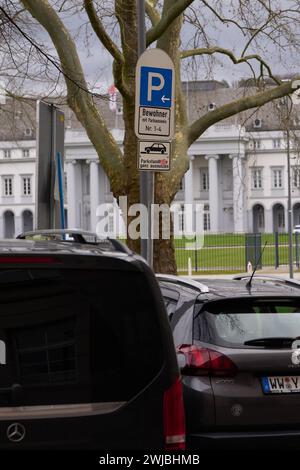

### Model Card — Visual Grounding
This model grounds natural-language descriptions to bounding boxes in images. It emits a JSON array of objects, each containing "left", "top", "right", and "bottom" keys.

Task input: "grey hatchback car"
[{"left": 158, "top": 274, "right": 300, "bottom": 449}]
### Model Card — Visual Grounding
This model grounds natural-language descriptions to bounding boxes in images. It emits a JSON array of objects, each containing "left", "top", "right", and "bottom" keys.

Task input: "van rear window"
[{"left": 0, "top": 269, "right": 163, "bottom": 406}]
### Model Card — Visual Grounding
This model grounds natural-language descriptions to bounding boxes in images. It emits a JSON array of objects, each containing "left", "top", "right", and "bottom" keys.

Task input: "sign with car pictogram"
[
  {"left": 135, "top": 49, "right": 175, "bottom": 141},
  {"left": 138, "top": 141, "right": 170, "bottom": 171}
]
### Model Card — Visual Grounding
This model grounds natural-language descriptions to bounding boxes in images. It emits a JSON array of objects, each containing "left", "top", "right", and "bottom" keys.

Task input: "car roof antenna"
[{"left": 246, "top": 241, "right": 268, "bottom": 291}]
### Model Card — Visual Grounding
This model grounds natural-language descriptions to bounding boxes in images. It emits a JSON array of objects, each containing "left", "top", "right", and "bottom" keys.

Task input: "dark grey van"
[{"left": 0, "top": 230, "right": 185, "bottom": 450}]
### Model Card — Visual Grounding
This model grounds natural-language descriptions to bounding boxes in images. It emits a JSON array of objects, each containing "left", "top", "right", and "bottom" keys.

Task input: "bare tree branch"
[
  {"left": 181, "top": 46, "right": 281, "bottom": 85},
  {"left": 20, "top": 0, "right": 125, "bottom": 192},
  {"left": 241, "top": 13, "right": 278, "bottom": 57},
  {"left": 83, "top": 0, "right": 130, "bottom": 98},
  {"left": 200, "top": 0, "right": 247, "bottom": 35},
  {"left": 146, "top": 0, "right": 194, "bottom": 46},
  {"left": 188, "top": 80, "right": 299, "bottom": 146},
  {"left": 83, "top": 0, "right": 123, "bottom": 64},
  {"left": 145, "top": 0, "right": 160, "bottom": 26}
]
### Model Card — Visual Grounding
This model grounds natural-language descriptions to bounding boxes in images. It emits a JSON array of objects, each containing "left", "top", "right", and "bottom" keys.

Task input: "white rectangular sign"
[
  {"left": 138, "top": 141, "right": 170, "bottom": 171},
  {"left": 138, "top": 107, "right": 170, "bottom": 137},
  {"left": 135, "top": 49, "right": 175, "bottom": 141}
]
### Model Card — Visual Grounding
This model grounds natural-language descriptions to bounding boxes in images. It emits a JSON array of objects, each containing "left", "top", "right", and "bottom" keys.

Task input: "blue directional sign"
[
  {"left": 140, "top": 66, "right": 173, "bottom": 108},
  {"left": 135, "top": 49, "right": 175, "bottom": 141}
]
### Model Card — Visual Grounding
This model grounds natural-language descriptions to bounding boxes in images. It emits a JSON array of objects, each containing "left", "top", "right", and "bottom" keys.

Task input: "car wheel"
[
  {"left": 146, "top": 149, "right": 150, "bottom": 153},
  {"left": 161, "top": 149, "right": 165, "bottom": 154}
]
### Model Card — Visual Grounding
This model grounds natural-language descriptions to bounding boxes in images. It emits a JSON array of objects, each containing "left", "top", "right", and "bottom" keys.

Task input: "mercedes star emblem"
[{"left": 6, "top": 423, "right": 26, "bottom": 443}]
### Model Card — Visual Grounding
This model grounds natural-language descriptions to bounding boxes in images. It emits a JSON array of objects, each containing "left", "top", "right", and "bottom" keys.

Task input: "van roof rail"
[{"left": 16, "top": 229, "right": 130, "bottom": 254}]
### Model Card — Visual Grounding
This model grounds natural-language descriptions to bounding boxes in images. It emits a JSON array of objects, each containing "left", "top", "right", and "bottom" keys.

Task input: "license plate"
[{"left": 262, "top": 376, "right": 300, "bottom": 394}]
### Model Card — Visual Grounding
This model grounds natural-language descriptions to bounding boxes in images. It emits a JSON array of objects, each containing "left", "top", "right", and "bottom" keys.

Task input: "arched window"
[{"left": 4, "top": 211, "right": 15, "bottom": 238}]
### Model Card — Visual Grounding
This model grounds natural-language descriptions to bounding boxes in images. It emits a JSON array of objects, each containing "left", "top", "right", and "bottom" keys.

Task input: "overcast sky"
[
  {"left": 3, "top": 0, "right": 299, "bottom": 94},
  {"left": 72, "top": 0, "right": 300, "bottom": 92}
]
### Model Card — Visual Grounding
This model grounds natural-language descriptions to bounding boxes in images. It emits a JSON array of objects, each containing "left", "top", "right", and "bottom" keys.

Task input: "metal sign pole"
[
  {"left": 50, "top": 104, "right": 56, "bottom": 229},
  {"left": 56, "top": 151, "right": 66, "bottom": 230},
  {"left": 137, "top": 0, "right": 153, "bottom": 266}
]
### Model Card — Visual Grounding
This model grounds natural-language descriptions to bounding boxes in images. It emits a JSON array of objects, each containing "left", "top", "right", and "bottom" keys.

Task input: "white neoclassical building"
[{"left": 0, "top": 80, "right": 299, "bottom": 237}]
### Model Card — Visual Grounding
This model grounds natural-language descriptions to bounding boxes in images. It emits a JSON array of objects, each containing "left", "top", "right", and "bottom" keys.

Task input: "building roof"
[{"left": 0, "top": 82, "right": 299, "bottom": 142}]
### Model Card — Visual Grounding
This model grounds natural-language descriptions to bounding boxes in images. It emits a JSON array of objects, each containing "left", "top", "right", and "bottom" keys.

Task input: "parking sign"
[
  {"left": 140, "top": 67, "right": 172, "bottom": 108},
  {"left": 138, "top": 141, "right": 171, "bottom": 171},
  {"left": 135, "top": 49, "right": 175, "bottom": 141}
]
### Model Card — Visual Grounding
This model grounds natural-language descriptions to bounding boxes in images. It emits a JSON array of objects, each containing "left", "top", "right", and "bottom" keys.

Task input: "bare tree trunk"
[
  {"left": 153, "top": 230, "right": 177, "bottom": 274},
  {"left": 153, "top": 173, "right": 178, "bottom": 274}
]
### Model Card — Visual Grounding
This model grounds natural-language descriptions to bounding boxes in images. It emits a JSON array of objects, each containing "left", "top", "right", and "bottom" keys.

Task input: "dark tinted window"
[
  {"left": 0, "top": 269, "right": 163, "bottom": 406},
  {"left": 15, "top": 317, "right": 77, "bottom": 386}
]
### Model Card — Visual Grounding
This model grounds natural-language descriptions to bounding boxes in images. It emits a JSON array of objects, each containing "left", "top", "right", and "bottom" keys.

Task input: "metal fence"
[{"left": 175, "top": 233, "right": 300, "bottom": 274}]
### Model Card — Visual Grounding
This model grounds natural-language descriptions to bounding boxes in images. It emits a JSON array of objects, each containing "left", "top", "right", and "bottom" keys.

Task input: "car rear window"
[
  {"left": 194, "top": 298, "right": 300, "bottom": 348},
  {"left": 0, "top": 269, "right": 163, "bottom": 406}
]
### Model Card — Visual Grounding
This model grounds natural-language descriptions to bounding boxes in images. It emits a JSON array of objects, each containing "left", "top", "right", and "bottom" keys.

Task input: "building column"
[
  {"left": 205, "top": 155, "right": 219, "bottom": 232},
  {"left": 66, "top": 160, "right": 78, "bottom": 228},
  {"left": 230, "top": 153, "right": 245, "bottom": 232},
  {"left": 90, "top": 160, "right": 100, "bottom": 232},
  {"left": 184, "top": 156, "right": 194, "bottom": 234}
]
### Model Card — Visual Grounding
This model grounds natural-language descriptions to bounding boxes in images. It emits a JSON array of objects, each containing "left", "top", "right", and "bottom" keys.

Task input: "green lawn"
[
  {"left": 176, "top": 246, "right": 245, "bottom": 271},
  {"left": 121, "top": 233, "right": 300, "bottom": 273},
  {"left": 175, "top": 237, "right": 300, "bottom": 273},
  {"left": 174, "top": 233, "right": 246, "bottom": 247}
]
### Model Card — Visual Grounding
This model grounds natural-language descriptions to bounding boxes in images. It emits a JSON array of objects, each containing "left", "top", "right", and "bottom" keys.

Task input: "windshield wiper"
[{"left": 244, "top": 337, "right": 295, "bottom": 348}]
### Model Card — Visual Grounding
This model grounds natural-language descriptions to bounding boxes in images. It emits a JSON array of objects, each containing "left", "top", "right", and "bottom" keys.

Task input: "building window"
[
  {"left": 204, "top": 213, "right": 210, "bottom": 231},
  {"left": 272, "top": 169, "right": 283, "bottom": 188},
  {"left": 4, "top": 149, "right": 11, "bottom": 159},
  {"left": 273, "top": 139, "right": 281, "bottom": 149},
  {"left": 252, "top": 169, "right": 262, "bottom": 189},
  {"left": 178, "top": 205, "right": 184, "bottom": 232},
  {"left": 179, "top": 178, "right": 184, "bottom": 191},
  {"left": 293, "top": 167, "right": 300, "bottom": 188},
  {"left": 258, "top": 209, "right": 264, "bottom": 229},
  {"left": 203, "top": 213, "right": 210, "bottom": 231},
  {"left": 253, "top": 140, "right": 261, "bottom": 150},
  {"left": 203, "top": 204, "right": 210, "bottom": 231},
  {"left": 23, "top": 149, "right": 30, "bottom": 158},
  {"left": 3, "top": 177, "right": 13, "bottom": 196},
  {"left": 200, "top": 169, "right": 209, "bottom": 191},
  {"left": 278, "top": 209, "right": 285, "bottom": 228},
  {"left": 22, "top": 176, "right": 32, "bottom": 196}
]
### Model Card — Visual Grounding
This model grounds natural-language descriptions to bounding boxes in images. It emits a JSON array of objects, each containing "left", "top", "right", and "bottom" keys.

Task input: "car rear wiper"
[{"left": 244, "top": 337, "right": 295, "bottom": 348}]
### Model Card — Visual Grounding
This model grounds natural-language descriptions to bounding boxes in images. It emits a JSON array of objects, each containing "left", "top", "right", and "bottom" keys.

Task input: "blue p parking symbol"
[{"left": 140, "top": 66, "right": 172, "bottom": 108}]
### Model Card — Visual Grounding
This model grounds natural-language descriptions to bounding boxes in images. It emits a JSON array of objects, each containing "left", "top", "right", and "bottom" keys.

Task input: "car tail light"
[
  {"left": 178, "top": 344, "right": 237, "bottom": 377},
  {"left": 163, "top": 377, "right": 185, "bottom": 451},
  {"left": 0, "top": 256, "right": 60, "bottom": 264}
]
